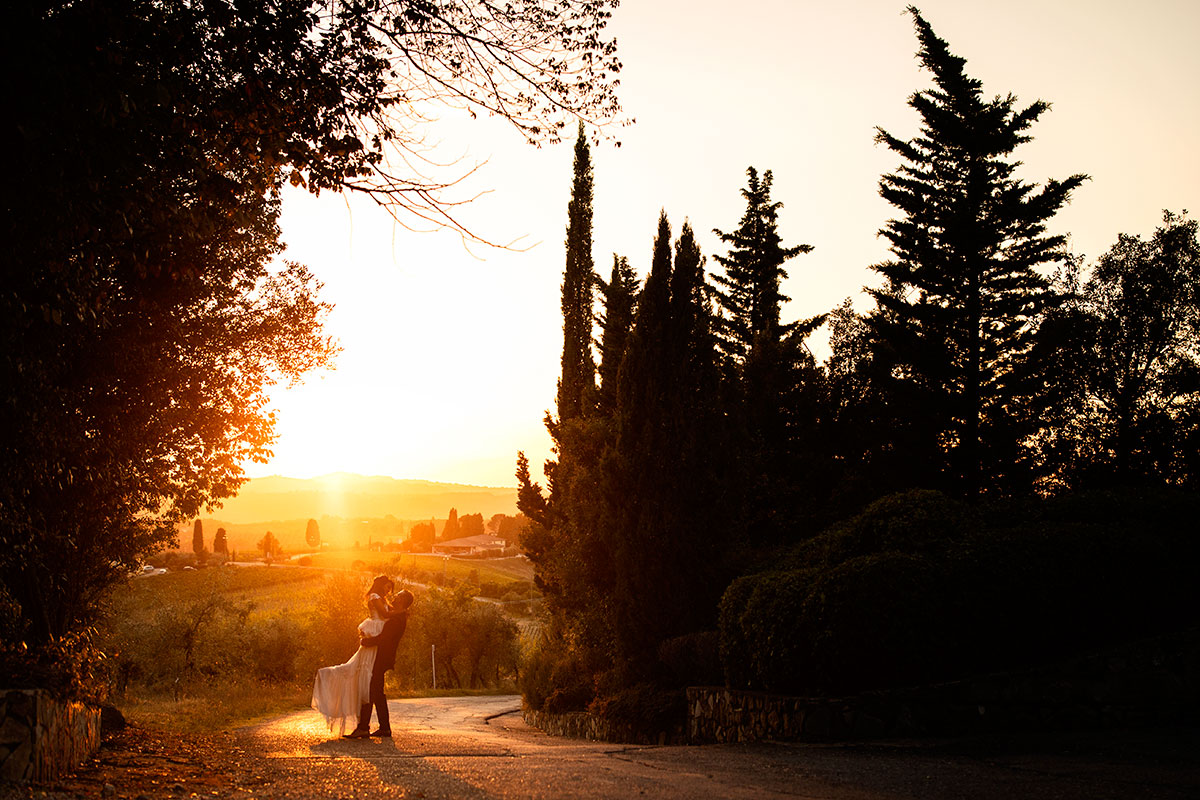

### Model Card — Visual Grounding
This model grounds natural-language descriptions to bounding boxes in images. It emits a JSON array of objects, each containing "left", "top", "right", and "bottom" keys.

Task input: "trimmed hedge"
[{"left": 720, "top": 488, "right": 1200, "bottom": 696}]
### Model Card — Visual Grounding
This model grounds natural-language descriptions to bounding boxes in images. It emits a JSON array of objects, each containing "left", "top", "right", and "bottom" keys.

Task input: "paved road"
[{"left": 244, "top": 696, "right": 1200, "bottom": 799}]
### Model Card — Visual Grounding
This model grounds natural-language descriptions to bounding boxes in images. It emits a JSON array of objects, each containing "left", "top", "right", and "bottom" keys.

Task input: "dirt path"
[{"left": 9, "top": 696, "right": 1200, "bottom": 799}]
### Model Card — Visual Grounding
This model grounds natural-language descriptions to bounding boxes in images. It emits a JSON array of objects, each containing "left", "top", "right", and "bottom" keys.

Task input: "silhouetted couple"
[{"left": 311, "top": 575, "right": 413, "bottom": 738}]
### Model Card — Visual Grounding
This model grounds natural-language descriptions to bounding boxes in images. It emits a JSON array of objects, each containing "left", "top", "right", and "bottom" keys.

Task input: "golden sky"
[{"left": 249, "top": 0, "right": 1200, "bottom": 488}]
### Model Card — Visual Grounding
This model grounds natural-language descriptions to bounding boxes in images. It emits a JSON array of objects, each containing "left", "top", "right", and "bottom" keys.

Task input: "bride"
[{"left": 311, "top": 575, "right": 400, "bottom": 735}]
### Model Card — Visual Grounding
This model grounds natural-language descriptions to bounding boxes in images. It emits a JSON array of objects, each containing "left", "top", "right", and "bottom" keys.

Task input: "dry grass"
[
  {"left": 118, "top": 681, "right": 313, "bottom": 733},
  {"left": 304, "top": 550, "right": 534, "bottom": 588}
]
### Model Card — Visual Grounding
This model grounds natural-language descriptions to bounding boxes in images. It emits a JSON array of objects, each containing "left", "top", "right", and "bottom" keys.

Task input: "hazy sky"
[{"left": 249, "top": 0, "right": 1200, "bottom": 488}]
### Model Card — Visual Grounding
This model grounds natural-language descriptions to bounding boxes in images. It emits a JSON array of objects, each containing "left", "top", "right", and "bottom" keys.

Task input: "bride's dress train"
[{"left": 311, "top": 594, "right": 386, "bottom": 734}]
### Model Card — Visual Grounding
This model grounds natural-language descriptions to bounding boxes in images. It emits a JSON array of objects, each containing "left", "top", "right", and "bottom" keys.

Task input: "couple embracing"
[{"left": 311, "top": 575, "right": 414, "bottom": 739}]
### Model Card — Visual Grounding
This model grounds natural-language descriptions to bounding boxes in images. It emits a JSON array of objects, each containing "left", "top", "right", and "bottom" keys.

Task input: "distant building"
[{"left": 432, "top": 534, "right": 507, "bottom": 557}]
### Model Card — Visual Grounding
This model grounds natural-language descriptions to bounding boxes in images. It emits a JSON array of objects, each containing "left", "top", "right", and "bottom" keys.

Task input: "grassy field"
[
  {"left": 299, "top": 550, "right": 534, "bottom": 590},
  {"left": 123, "top": 565, "right": 328, "bottom": 616}
]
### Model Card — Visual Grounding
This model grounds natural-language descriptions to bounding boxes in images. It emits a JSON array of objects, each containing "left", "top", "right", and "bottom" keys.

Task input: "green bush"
[
  {"left": 720, "top": 488, "right": 1200, "bottom": 696},
  {"left": 717, "top": 574, "right": 759, "bottom": 690},
  {"left": 519, "top": 641, "right": 556, "bottom": 711},
  {"left": 588, "top": 682, "right": 685, "bottom": 734},
  {"left": 519, "top": 637, "right": 593, "bottom": 713},
  {"left": 791, "top": 489, "right": 978, "bottom": 569},
  {"left": 739, "top": 569, "right": 817, "bottom": 693},
  {"left": 244, "top": 614, "right": 305, "bottom": 681},
  {"left": 657, "top": 630, "right": 722, "bottom": 687}
]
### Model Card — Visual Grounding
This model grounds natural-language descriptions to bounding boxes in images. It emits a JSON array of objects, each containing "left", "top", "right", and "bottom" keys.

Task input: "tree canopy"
[
  {"left": 1048, "top": 211, "right": 1200, "bottom": 487},
  {"left": 868, "top": 6, "right": 1087, "bottom": 496},
  {"left": 1, "top": 0, "right": 624, "bottom": 685}
]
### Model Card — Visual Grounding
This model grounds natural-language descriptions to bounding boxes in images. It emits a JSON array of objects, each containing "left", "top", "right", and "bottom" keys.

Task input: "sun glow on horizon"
[{"left": 249, "top": 0, "right": 1198, "bottom": 488}]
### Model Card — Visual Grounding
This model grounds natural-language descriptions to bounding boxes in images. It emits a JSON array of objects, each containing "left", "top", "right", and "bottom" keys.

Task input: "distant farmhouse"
[{"left": 432, "top": 534, "right": 507, "bottom": 557}]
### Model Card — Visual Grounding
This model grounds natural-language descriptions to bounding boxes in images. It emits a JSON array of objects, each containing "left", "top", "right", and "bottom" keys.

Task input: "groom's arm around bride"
[{"left": 346, "top": 587, "right": 414, "bottom": 739}]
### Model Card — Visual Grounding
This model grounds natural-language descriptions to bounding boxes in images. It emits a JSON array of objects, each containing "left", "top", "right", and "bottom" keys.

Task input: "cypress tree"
[
  {"left": 607, "top": 213, "right": 675, "bottom": 670},
  {"left": 557, "top": 122, "right": 597, "bottom": 422},
  {"left": 869, "top": 7, "right": 1087, "bottom": 497},
  {"left": 518, "top": 126, "right": 612, "bottom": 686},
  {"left": 596, "top": 254, "right": 638, "bottom": 414},
  {"left": 607, "top": 214, "right": 730, "bottom": 675},
  {"left": 192, "top": 518, "right": 204, "bottom": 557}
]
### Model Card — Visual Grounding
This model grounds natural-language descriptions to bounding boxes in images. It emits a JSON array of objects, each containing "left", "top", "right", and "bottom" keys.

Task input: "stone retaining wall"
[
  {"left": 0, "top": 690, "right": 100, "bottom": 782},
  {"left": 689, "top": 628, "right": 1200, "bottom": 743}
]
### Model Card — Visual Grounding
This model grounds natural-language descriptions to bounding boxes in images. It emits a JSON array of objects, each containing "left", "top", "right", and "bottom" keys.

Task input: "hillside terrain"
[
  {"left": 214, "top": 473, "right": 516, "bottom": 522},
  {"left": 176, "top": 473, "right": 518, "bottom": 553}
]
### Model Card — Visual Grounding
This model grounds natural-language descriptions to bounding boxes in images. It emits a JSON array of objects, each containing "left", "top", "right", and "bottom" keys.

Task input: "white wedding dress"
[{"left": 311, "top": 593, "right": 387, "bottom": 734}]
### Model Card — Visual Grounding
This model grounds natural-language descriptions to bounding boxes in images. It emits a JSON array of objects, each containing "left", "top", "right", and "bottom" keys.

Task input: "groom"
[{"left": 346, "top": 581, "right": 414, "bottom": 739}]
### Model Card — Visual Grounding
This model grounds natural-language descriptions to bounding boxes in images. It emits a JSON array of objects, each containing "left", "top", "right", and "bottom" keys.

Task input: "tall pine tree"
[
  {"left": 869, "top": 7, "right": 1086, "bottom": 497},
  {"left": 518, "top": 123, "right": 611, "bottom": 682},
  {"left": 557, "top": 122, "right": 597, "bottom": 423},
  {"left": 711, "top": 168, "right": 819, "bottom": 546},
  {"left": 711, "top": 168, "right": 812, "bottom": 363}
]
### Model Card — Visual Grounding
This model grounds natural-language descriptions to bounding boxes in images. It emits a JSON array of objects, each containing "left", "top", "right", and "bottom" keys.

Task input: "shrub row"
[{"left": 719, "top": 488, "right": 1200, "bottom": 696}]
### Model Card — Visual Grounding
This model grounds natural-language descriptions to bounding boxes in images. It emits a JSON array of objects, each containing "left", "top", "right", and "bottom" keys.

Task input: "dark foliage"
[
  {"left": 519, "top": 5, "right": 1198, "bottom": 724},
  {"left": 720, "top": 489, "right": 1200, "bottom": 696},
  {"left": 1041, "top": 212, "right": 1200, "bottom": 489},
  {"left": 558, "top": 123, "right": 598, "bottom": 422},
  {"left": 868, "top": 7, "right": 1087, "bottom": 497}
]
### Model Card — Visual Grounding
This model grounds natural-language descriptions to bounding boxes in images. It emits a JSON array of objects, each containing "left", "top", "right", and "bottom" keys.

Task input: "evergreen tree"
[
  {"left": 517, "top": 130, "right": 609, "bottom": 674},
  {"left": 443, "top": 508, "right": 460, "bottom": 541},
  {"left": 711, "top": 168, "right": 812, "bottom": 363},
  {"left": 596, "top": 255, "right": 639, "bottom": 413},
  {"left": 868, "top": 7, "right": 1087, "bottom": 497},
  {"left": 711, "top": 168, "right": 819, "bottom": 546},
  {"left": 606, "top": 214, "right": 730, "bottom": 675},
  {"left": 213, "top": 527, "right": 228, "bottom": 557},
  {"left": 305, "top": 518, "right": 321, "bottom": 549},
  {"left": 607, "top": 212, "right": 676, "bottom": 671},
  {"left": 557, "top": 122, "right": 597, "bottom": 422},
  {"left": 192, "top": 519, "right": 205, "bottom": 558}
]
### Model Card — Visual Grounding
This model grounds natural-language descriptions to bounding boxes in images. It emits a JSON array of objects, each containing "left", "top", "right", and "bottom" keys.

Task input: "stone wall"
[
  {"left": 689, "top": 628, "right": 1200, "bottom": 743},
  {"left": 0, "top": 690, "right": 100, "bottom": 782},
  {"left": 523, "top": 630, "right": 1200, "bottom": 746}
]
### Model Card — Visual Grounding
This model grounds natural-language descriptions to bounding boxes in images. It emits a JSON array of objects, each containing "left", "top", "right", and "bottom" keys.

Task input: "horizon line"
[{"left": 242, "top": 471, "right": 518, "bottom": 491}]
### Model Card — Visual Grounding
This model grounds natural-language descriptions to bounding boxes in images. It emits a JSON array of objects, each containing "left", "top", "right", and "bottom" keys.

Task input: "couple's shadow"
[
  {"left": 309, "top": 733, "right": 491, "bottom": 798},
  {"left": 311, "top": 735, "right": 398, "bottom": 756}
]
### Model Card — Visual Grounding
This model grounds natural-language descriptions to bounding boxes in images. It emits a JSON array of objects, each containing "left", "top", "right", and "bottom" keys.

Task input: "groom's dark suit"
[{"left": 358, "top": 610, "right": 408, "bottom": 733}]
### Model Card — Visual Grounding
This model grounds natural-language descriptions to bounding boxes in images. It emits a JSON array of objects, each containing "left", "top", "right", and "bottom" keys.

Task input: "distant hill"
[{"left": 207, "top": 473, "right": 517, "bottom": 524}]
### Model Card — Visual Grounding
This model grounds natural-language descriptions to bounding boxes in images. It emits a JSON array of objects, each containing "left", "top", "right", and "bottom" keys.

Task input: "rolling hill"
[
  {"left": 208, "top": 473, "right": 517, "bottom": 524},
  {"left": 177, "top": 473, "right": 519, "bottom": 554}
]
